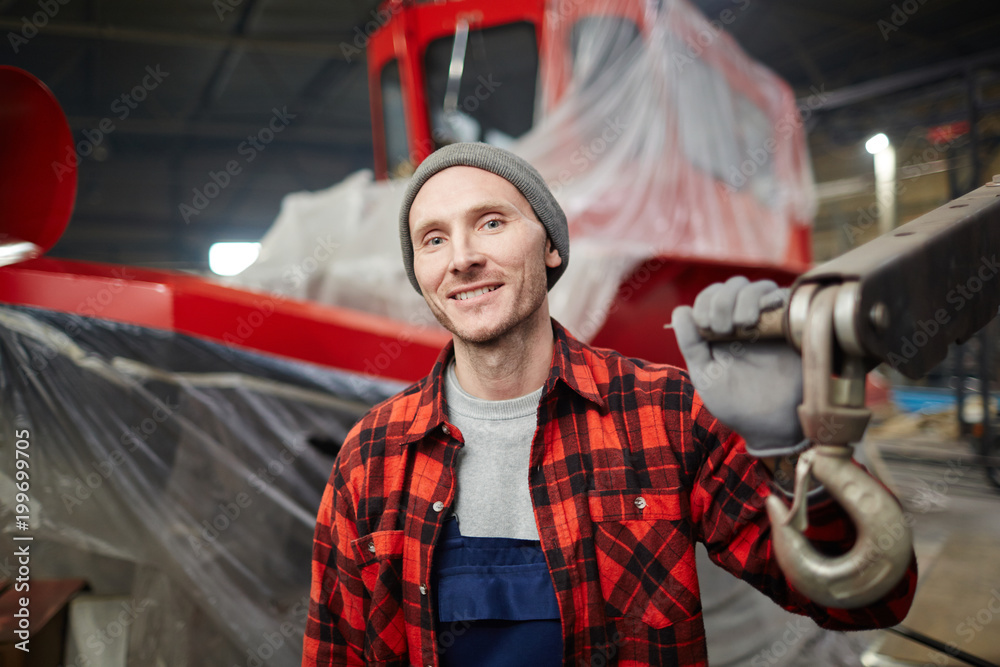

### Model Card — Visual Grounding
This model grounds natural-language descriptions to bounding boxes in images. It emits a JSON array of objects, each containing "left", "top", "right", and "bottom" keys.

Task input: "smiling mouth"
[{"left": 451, "top": 285, "right": 500, "bottom": 301}]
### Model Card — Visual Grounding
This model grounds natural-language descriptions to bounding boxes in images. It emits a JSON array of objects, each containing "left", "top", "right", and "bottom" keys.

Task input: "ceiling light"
[
  {"left": 865, "top": 133, "right": 890, "bottom": 155},
  {"left": 209, "top": 242, "right": 260, "bottom": 276}
]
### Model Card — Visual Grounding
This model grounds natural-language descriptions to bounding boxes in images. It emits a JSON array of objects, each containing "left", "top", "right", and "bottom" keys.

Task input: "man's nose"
[{"left": 449, "top": 232, "right": 486, "bottom": 273}]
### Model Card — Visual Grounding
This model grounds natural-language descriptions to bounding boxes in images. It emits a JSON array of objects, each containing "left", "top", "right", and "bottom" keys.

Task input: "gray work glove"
[{"left": 671, "top": 276, "right": 808, "bottom": 458}]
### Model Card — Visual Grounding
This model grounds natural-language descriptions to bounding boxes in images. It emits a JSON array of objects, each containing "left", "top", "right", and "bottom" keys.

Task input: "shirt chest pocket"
[
  {"left": 588, "top": 490, "right": 700, "bottom": 629},
  {"left": 351, "top": 529, "right": 407, "bottom": 663}
]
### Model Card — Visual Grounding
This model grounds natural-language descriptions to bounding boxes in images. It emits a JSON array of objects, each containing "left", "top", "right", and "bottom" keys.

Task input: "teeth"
[{"left": 454, "top": 286, "right": 498, "bottom": 301}]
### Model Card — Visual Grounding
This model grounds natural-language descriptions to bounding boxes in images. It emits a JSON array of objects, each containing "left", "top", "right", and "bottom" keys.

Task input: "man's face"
[{"left": 409, "top": 166, "right": 562, "bottom": 344}]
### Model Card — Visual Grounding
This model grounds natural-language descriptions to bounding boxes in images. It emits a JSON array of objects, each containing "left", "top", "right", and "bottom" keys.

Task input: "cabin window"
[
  {"left": 381, "top": 60, "right": 411, "bottom": 177},
  {"left": 424, "top": 22, "right": 539, "bottom": 148}
]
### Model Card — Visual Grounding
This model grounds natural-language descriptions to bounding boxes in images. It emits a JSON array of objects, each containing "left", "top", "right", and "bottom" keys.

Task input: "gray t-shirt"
[{"left": 444, "top": 361, "right": 542, "bottom": 540}]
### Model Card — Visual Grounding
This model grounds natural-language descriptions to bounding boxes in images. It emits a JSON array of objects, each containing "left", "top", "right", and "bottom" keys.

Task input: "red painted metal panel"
[
  {"left": 590, "top": 258, "right": 800, "bottom": 367},
  {"left": 0, "top": 257, "right": 449, "bottom": 383},
  {"left": 0, "top": 259, "right": 174, "bottom": 328}
]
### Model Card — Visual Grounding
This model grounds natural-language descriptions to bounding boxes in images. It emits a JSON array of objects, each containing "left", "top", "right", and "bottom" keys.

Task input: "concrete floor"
[{"left": 859, "top": 433, "right": 1000, "bottom": 666}]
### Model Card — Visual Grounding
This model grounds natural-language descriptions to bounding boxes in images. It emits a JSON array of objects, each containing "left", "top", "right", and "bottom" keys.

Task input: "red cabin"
[{"left": 364, "top": 0, "right": 811, "bottom": 366}]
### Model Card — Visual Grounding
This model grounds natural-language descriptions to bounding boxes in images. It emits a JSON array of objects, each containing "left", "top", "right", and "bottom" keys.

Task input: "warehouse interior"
[{"left": 2, "top": 0, "right": 1000, "bottom": 665}]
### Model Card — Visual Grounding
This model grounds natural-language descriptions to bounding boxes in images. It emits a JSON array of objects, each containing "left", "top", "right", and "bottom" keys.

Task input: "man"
[{"left": 302, "top": 143, "right": 916, "bottom": 666}]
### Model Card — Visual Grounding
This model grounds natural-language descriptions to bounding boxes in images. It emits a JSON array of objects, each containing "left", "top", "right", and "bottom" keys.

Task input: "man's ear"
[{"left": 544, "top": 238, "right": 562, "bottom": 269}]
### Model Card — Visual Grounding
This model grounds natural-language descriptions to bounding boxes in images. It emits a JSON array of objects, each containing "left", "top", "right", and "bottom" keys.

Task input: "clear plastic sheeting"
[
  {"left": 235, "top": 0, "right": 814, "bottom": 341},
  {"left": 0, "top": 305, "right": 401, "bottom": 666},
  {"left": 529, "top": 0, "right": 816, "bottom": 260}
]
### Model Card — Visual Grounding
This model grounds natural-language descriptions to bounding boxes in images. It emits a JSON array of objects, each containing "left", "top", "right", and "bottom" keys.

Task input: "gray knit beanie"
[{"left": 399, "top": 142, "right": 569, "bottom": 293}]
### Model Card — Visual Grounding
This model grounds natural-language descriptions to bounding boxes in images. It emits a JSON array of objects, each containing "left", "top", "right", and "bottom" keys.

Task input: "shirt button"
[
  {"left": 441, "top": 425, "right": 450, "bottom": 435},
  {"left": 634, "top": 496, "right": 647, "bottom": 510},
  {"left": 368, "top": 542, "right": 376, "bottom": 553},
  {"left": 432, "top": 501, "right": 445, "bottom": 513},
  {"left": 419, "top": 584, "right": 427, "bottom": 595}
]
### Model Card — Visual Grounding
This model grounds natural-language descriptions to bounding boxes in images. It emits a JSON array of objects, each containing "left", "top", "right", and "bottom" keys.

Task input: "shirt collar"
[
  {"left": 398, "top": 320, "right": 606, "bottom": 447},
  {"left": 545, "top": 320, "right": 606, "bottom": 408},
  {"left": 402, "top": 339, "right": 454, "bottom": 441}
]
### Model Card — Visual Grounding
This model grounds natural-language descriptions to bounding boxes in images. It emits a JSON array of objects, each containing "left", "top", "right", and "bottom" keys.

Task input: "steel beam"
[
  {"left": 797, "top": 49, "right": 1000, "bottom": 111},
  {"left": 0, "top": 19, "right": 356, "bottom": 59}
]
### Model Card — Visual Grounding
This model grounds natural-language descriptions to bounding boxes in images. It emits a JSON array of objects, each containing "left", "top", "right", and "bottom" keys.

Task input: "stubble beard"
[{"left": 428, "top": 264, "right": 550, "bottom": 347}]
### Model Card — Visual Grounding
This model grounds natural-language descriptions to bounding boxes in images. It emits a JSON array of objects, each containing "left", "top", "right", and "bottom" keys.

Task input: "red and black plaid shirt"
[{"left": 303, "top": 321, "right": 916, "bottom": 666}]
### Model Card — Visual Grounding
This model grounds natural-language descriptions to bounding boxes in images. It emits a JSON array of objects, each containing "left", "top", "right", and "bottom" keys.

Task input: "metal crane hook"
[
  {"left": 766, "top": 286, "right": 913, "bottom": 609},
  {"left": 765, "top": 445, "right": 913, "bottom": 608}
]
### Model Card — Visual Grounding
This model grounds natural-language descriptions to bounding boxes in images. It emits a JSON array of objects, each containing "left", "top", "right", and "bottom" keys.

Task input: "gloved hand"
[{"left": 671, "top": 276, "right": 808, "bottom": 458}]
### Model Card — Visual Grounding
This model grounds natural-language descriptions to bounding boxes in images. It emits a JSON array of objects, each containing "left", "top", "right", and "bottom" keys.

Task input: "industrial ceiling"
[{"left": 1, "top": 0, "right": 998, "bottom": 270}]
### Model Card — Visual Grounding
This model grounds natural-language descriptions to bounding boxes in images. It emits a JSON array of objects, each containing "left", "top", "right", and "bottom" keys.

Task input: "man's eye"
[
  {"left": 427, "top": 237, "right": 444, "bottom": 246},
  {"left": 484, "top": 219, "right": 502, "bottom": 230}
]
